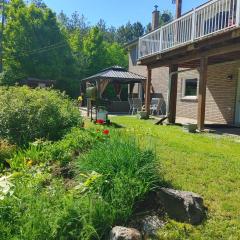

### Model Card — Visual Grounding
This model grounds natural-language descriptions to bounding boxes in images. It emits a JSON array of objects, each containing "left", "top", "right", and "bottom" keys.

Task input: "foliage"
[
  {"left": 0, "top": 125, "right": 158, "bottom": 240},
  {"left": 0, "top": 86, "right": 82, "bottom": 145},
  {"left": 76, "top": 133, "right": 158, "bottom": 233},
  {"left": 1, "top": 0, "right": 167, "bottom": 97},
  {"left": 106, "top": 42, "right": 128, "bottom": 68},
  {"left": 112, "top": 116, "right": 240, "bottom": 239},
  {"left": 0, "top": 140, "right": 16, "bottom": 171},
  {"left": 2, "top": 0, "right": 78, "bottom": 96},
  {"left": 115, "top": 21, "right": 144, "bottom": 45},
  {"left": 82, "top": 27, "right": 108, "bottom": 76}
]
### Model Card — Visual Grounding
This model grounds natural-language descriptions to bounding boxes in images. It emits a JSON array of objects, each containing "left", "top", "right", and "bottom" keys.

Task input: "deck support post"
[
  {"left": 197, "top": 56, "right": 208, "bottom": 131},
  {"left": 168, "top": 64, "right": 178, "bottom": 124},
  {"left": 145, "top": 66, "right": 152, "bottom": 116}
]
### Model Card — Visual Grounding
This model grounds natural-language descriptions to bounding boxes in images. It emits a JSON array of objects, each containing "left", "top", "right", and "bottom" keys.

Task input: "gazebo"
[{"left": 81, "top": 66, "right": 146, "bottom": 114}]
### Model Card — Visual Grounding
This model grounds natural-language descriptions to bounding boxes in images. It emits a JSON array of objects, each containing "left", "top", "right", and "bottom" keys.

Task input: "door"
[{"left": 235, "top": 69, "right": 240, "bottom": 125}]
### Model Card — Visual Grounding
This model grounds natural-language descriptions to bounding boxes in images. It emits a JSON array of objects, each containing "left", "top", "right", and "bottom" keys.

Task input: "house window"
[{"left": 182, "top": 78, "right": 198, "bottom": 99}]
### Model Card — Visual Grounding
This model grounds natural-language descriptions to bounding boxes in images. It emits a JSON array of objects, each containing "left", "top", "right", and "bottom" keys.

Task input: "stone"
[
  {"left": 157, "top": 188, "right": 206, "bottom": 225},
  {"left": 129, "top": 215, "right": 164, "bottom": 238},
  {"left": 140, "top": 215, "right": 165, "bottom": 237},
  {"left": 109, "top": 226, "right": 142, "bottom": 240}
]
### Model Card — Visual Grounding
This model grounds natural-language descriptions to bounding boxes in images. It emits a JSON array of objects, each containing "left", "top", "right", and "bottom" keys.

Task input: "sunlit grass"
[{"left": 111, "top": 116, "right": 240, "bottom": 239}]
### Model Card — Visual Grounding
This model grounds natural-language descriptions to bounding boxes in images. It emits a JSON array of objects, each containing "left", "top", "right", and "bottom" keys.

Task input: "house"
[
  {"left": 20, "top": 77, "right": 56, "bottom": 88},
  {"left": 126, "top": 0, "right": 240, "bottom": 131}
]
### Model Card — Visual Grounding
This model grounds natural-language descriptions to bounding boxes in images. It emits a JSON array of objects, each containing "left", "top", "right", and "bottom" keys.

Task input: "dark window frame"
[{"left": 182, "top": 78, "right": 198, "bottom": 99}]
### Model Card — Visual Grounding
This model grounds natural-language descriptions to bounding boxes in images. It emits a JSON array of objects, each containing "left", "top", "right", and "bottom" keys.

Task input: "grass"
[{"left": 111, "top": 116, "right": 240, "bottom": 240}]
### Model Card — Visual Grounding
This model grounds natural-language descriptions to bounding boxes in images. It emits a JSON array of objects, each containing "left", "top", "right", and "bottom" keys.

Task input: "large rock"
[
  {"left": 109, "top": 226, "right": 142, "bottom": 240},
  {"left": 157, "top": 188, "right": 206, "bottom": 225}
]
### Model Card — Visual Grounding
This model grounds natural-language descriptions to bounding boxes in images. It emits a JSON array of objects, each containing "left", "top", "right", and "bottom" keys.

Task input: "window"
[{"left": 182, "top": 78, "right": 198, "bottom": 99}]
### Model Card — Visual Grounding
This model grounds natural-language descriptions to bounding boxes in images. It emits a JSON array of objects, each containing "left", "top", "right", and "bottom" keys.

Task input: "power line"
[{"left": 5, "top": 41, "right": 68, "bottom": 59}]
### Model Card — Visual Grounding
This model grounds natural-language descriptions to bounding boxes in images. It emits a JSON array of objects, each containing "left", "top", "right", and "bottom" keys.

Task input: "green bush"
[
  {"left": 0, "top": 86, "right": 82, "bottom": 145},
  {"left": 9, "top": 128, "right": 97, "bottom": 170},
  {"left": 0, "top": 140, "right": 16, "bottom": 170}
]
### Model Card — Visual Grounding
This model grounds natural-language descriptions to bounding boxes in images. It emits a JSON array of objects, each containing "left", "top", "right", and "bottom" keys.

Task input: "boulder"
[
  {"left": 157, "top": 188, "right": 206, "bottom": 225},
  {"left": 109, "top": 226, "right": 142, "bottom": 240}
]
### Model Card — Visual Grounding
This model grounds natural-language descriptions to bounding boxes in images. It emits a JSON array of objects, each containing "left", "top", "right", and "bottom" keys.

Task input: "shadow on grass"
[{"left": 108, "top": 122, "right": 125, "bottom": 129}]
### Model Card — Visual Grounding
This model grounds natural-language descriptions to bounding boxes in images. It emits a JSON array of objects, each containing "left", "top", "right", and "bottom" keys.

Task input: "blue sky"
[{"left": 44, "top": 0, "right": 207, "bottom": 27}]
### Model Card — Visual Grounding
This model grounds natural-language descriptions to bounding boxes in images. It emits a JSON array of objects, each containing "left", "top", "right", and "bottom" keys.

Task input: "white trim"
[{"left": 182, "top": 96, "right": 198, "bottom": 101}]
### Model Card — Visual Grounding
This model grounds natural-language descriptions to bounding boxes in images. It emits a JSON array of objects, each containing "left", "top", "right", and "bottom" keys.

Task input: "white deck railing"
[{"left": 138, "top": 0, "right": 240, "bottom": 59}]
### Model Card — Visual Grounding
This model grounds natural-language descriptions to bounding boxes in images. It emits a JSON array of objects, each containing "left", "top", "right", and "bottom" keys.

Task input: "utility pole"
[{"left": 0, "top": 0, "right": 5, "bottom": 73}]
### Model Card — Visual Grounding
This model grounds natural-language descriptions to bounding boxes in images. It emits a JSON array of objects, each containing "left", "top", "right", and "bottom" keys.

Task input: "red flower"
[
  {"left": 102, "top": 129, "right": 110, "bottom": 135},
  {"left": 96, "top": 119, "right": 104, "bottom": 125}
]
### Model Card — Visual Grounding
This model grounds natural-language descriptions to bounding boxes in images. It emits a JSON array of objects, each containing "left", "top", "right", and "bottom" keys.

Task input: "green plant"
[
  {"left": 43, "top": 128, "right": 97, "bottom": 166},
  {"left": 76, "top": 133, "right": 158, "bottom": 234},
  {"left": 9, "top": 128, "right": 97, "bottom": 170},
  {"left": 0, "top": 140, "right": 16, "bottom": 171},
  {"left": 0, "top": 86, "right": 82, "bottom": 145},
  {"left": 0, "top": 121, "right": 159, "bottom": 240}
]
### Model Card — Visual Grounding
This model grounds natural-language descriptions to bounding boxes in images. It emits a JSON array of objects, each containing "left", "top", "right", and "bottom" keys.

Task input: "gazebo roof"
[{"left": 82, "top": 66, "right": 146, "bottom": 84}]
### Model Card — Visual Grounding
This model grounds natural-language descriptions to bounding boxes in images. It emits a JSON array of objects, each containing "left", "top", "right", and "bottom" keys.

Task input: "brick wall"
[
  {"left": 128, "top": 45, "right": 239, "bottom": 124},
  {"left": 205, "top": 61, "right": 239, "bottom": 124}
]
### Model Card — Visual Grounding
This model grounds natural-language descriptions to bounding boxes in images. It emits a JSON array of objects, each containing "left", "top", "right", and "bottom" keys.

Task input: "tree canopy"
[{"left": 0, "top": 0, "right": 171, "bottom": 97}]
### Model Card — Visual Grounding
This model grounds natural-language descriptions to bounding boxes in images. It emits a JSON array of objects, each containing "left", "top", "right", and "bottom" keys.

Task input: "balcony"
[{"left": 138, "top": 0, "right": 240, "bottom": 60}]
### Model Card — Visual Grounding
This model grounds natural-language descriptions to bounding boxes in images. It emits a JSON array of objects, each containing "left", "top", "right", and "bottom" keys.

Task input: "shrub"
[
  {"left": 9, "top": 128, "right": 97, "bottom": 170},
  {"left": 0, "top": 140, "right": 16, "bottom": 170},
  {"left": 0, "top": 86, "right": 82, "bottom": 145},
  {"left": 43, "top": 128, "right": 98, "bottom": 166}
]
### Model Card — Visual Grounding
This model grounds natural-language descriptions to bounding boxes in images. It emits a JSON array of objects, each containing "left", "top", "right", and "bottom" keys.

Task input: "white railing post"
[
  {"left": 191, "top": 9, "right": 196, "bottom": 41},
  {"left": 159, "top": 28, "right": 163, "bottom": 53},
  {"left": 236, "top": 0, "right": 240, "bottom": 27}
]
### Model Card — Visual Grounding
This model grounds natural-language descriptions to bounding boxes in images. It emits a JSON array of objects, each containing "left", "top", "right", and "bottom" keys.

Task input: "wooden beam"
[
  {"left": 197, "top": 57, "right": 208, "bottom": 131},
  {"left": 145, "top": 66, "right": 152, "bottom": 115},
  {"left": 146, "top": 40, "right": 240, "bottom": 69},
  {"left": 168, "top": 64, "right": 178, "bottom": 124}
]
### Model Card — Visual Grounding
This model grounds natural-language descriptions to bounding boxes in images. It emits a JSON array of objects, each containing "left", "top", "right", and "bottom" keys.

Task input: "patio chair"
[
  {"left": 150, "top": 98, "right": 165, "bottom": 116},
  {"left": 132, "top": 98, "right": 142, "bottom": 115},
  {"left": 128, "top": 98, "right": 133, "bottom": 114}
]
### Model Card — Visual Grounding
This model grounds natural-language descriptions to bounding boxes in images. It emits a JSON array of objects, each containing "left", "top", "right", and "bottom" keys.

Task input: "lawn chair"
[
  {"left": 150, "top": 98, "right": 165, "bottom": 116},
  {"left": 128, "top": 98, "right": 133, "bottom": 114},
  {"left": 132, "top": 98, "right": 142, "bottom": 115}
]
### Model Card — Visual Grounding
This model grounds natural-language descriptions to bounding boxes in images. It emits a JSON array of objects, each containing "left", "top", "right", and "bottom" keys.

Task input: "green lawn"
[{"left": 111, "top": 116, "right": 240, "bottom": 240}]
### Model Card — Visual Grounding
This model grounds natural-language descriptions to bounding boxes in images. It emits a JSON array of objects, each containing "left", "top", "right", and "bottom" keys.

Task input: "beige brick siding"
[
  {"left": 205, "top": 61, "right": 239, "bottom": 124},
  {"left": 128, "top": 45, "right": 239, "bottom": 124}
]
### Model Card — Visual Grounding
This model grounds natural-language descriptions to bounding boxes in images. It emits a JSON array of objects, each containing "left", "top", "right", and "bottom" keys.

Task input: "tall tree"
[
  {"left": 82, "top": 27, "right": 107, "bottom": 76},
  {"left": 2, "top": 0, "right": 78, "bottom": 96},
  {"left": 116, "top": 21, "right": 144, "bottom": 45}
]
